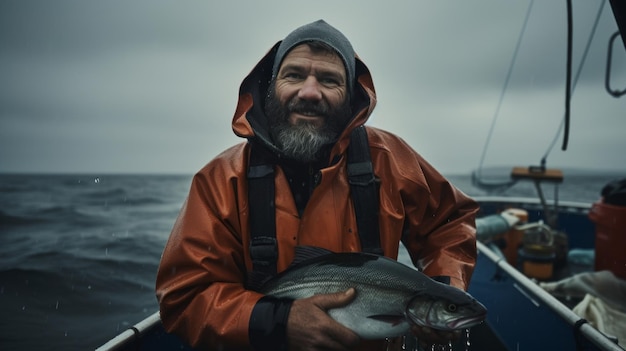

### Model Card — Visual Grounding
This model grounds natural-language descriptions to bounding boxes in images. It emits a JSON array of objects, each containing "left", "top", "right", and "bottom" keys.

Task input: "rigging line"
[
  {"left": 562, "top": 0, "right": 574, "bottom": 151},
  {"left": 542, "top": 0, "right": 606, "bottom": 161},
  {"left": 477, "top": 0, "right": 534, "bottom": 177}
]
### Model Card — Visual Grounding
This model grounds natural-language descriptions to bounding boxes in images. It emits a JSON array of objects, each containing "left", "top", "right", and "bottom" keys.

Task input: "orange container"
[
  {"left": 588, "top": 201, "right": 626, "bottom": 280},
  {"left": 502, "top": 209, "right": 528, "bottom": 266},
  {"left": 518, "top": 245, "right": 556, "bottom": 280}
]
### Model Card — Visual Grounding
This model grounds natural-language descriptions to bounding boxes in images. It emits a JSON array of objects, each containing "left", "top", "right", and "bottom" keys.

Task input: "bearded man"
[{"left": 156, "top": 20, "right": 479, "bottom": 351}]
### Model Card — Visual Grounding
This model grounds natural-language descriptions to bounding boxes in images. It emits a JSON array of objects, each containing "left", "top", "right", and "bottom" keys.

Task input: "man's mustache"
[{"left": 287, "top": 100, "right": 330, "bottom": 118}]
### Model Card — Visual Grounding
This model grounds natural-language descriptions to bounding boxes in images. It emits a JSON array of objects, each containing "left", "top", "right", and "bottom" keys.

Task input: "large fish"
[{"left": 255, "top": 247, "right": 487, "bottom": 340}]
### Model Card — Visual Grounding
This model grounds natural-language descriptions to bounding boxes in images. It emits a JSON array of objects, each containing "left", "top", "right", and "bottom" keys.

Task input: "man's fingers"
[
  {"left": 287, "top": 289, "right": 361, "bottom": 350},
  {"left": 309, "top": 288, "right": 360, "bottom": 348},
  {"left": 310, "top": 288, "right": 357, "bottom": 311}
]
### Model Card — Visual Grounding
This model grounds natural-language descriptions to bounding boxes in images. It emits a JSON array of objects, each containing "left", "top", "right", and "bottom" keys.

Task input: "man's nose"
[{"left": 298, "top": 76, "right": 323, "bottom": 101}]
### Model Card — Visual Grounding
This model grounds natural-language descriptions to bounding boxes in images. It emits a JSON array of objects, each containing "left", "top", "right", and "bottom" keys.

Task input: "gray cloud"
[{"left": 1, "top": 0, "right": 624, "bottom": 174}]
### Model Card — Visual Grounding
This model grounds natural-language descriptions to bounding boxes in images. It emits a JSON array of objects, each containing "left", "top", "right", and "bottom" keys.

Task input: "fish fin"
[
  {"left": 367, "top": 314, "right": 406, "bottom": 326},
  {"left": 289, "top": 246, "right": 335, "bottom": 268}
]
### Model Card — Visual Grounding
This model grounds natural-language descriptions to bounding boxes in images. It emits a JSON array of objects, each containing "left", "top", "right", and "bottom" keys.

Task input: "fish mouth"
[{"left": 447, "top": 313, "right": 487, "bottom": 330}]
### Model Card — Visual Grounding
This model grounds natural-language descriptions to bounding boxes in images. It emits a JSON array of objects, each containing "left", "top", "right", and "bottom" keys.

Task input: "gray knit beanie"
[{"left": 272, "top": 20, "right": 356, "bottom": 90}]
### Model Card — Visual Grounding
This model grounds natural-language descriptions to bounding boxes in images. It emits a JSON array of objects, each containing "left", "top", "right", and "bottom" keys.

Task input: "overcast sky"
[{"left": 1, "top": 0, "right": 624, "bottom": 175}]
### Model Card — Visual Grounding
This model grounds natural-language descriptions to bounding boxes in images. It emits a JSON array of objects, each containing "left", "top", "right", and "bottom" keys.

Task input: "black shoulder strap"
[
  {"left": 348, "top": 126, "right": 383, "bottom": 256},
  {"left": 247, "top": 143, "right": 278, "bottom": 281},
  {"left": 247, "top": 127, "right": 382, "bottom": 287}
]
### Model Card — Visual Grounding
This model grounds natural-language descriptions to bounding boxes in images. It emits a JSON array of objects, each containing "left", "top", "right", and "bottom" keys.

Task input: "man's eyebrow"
[
  {"left": 279, "top": 63, "right": 305, "bottom": 72},
  {"left": 279, "top": 63, "right": 345, "bottom": 82},
  {"left": 320, "top": 70, "right": 344, "bottom": 79}
]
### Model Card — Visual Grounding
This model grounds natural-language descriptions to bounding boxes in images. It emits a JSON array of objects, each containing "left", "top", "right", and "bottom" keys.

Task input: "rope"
[
  {"left": 562, "top": 0, "right": 574, "bottom": 151},
  {"left": 542, "top": 0, "right": 606, "bottom": 162},
  {"left": 477, "top": 0, "right": 534, "bottom": 178}
]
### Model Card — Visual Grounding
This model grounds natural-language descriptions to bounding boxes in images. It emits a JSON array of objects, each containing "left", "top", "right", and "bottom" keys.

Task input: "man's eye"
[
  {"left": 320, "top": 78, "right": 339, "bottom": 86},
  {"left": 284, "top": 73, "right": 303, "bottom": 80}
]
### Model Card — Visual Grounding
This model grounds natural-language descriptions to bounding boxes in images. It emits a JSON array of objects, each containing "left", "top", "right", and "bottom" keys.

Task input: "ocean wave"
[
  {"left": 0, "top": 265, "right": 158, "bottom": 350},
  {"left": 0, "top": 183, "right": 24, "bottom": 193},
  {"left": 73, "top": 189, "right": 168, "bottom": 207},
  {"left": 118, "top": 196, "right": 168, "bottom": 206},
  {"left": 21, "top": 205, "right": 111, "bottom": 228},
  {"left": 76, "top": 187, "right": 127, "bottom": 200},
  {"left": 0, "top": 174, "right": 189, "bottom": 350},
  {"left": 2, "top": 250, "right": 158, "bottom": 303},
  {"left": 0, "top": 210, "right": 46, "bottom": 226},
  {"left": 0, "top": 267, "right": 67, "bottom": 290}
]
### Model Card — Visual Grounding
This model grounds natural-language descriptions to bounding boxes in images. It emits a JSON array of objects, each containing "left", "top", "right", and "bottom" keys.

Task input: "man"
[{"left": 156, "top": 20, "right": 478, "bottom": 351}]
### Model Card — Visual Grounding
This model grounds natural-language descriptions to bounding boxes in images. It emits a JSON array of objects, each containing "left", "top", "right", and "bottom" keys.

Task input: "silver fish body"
[{"left": 258, "top": 251, "right": 487, "bottom": 339}]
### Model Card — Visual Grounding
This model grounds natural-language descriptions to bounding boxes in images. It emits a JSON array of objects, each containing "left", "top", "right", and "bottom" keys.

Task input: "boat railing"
[
  {"left": 472, "top": 195, "right": 591, "bottom": 214},
  {"left": 95, "top": 311, "right": 161, "bottom": 351}
]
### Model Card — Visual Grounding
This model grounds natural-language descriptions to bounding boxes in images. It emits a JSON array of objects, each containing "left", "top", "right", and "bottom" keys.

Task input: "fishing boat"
[{"left": 97, "top": 1, "right": 625, "bottom": 350}]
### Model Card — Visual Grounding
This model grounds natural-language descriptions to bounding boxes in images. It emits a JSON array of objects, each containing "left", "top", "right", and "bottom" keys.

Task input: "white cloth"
[{"left": 540, "top": 270, "right": 626, "bottom": 347}]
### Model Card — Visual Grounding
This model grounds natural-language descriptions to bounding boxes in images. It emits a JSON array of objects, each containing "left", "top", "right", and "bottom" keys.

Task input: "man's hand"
[
  {"left": 286, "top": 288, "right": 361, "bottom": 351},
  {"left": 410, "top": 325, "right": 462, "bottom": 349}
]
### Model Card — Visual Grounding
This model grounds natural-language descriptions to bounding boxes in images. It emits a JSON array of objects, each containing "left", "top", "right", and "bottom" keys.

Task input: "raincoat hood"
[{"left": 231, "top": 40, "right": 377, "bottom": 162}]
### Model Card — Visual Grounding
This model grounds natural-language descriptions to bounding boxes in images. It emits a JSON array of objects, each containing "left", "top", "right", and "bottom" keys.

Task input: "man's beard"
[{"left": 265, "top": 85, "right": 351, "bottom": 163}]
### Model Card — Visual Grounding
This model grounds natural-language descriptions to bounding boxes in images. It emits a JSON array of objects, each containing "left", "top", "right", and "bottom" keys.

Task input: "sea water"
[{"left": 0, "top": 172, "right": 622, "bottom": 350}]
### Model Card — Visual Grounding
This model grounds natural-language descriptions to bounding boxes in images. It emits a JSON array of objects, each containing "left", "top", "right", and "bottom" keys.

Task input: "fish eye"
[{"left": 447, "top": 304, "right": 457, "bottom": 312}]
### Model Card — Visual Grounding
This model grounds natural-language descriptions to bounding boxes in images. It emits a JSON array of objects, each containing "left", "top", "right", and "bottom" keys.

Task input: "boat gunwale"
[
  {"left": 472, "top": 195, "right": 592, "bottom": 211},
  {"left": 95, "top": 311, "right": 161, "bottom": 351}
]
